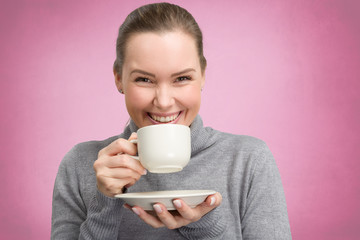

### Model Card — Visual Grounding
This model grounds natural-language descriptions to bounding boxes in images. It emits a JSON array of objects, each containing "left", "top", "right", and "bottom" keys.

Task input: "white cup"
[{"left": 130, "top": 124, "right": 191, "bottom": 173}]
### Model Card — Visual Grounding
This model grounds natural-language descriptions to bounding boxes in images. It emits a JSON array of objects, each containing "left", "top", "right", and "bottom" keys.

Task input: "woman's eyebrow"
[
  {"left": 130, "top": 69, "right": 156, "bottom": 77},
  {"left": 130, "top": 68, "right": 196, "bottom": 77},
  {"left": 171, "top": 68, "right": 196, "bottom": 77}
]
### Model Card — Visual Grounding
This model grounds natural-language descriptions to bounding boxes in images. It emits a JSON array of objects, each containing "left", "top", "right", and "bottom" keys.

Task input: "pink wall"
[{"left": 1, "top": 0, "right": 359, "bottom": 239}]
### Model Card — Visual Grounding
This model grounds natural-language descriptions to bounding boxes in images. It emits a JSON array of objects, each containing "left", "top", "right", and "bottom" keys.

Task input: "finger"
[
  {"left": 204, "top": 192, "right": 222, "bottom": 207},
  {"left": 128, "top": 132, "right": 137, "bottom": 141},
  {"left": 152, "top": 203, "right": 187, "bottom": 229},
  {"left": 172, "top": 192, "right": 222, "bottom": 221},
  {"left": 97, "top": 177, "right": 134, "bottom": 196},
  {"left": 131, "top": 206, "right": 165, "bottom": 228},
  {"left": 194, "top": 192, "right": 222, "bottom": 216},
  {"left": 123, "top": 203, "right": 131, "bottom": 209},
  {"left": 98, "top": 138, "right": 137, "bottom": 157},
  {"left": 97, "top": 166, "right": 143, "bottom": 182},
  {"left": 172, "top": 199, "right": 200, "bottom": 221},
  {"left": 99, "top": 154, "right": 146, "bottom": 175}
]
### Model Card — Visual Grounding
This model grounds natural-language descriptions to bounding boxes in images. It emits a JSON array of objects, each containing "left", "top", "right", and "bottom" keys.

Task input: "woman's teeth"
[{"left": 150, "top": 113, "right": 179, "bottom": 123}]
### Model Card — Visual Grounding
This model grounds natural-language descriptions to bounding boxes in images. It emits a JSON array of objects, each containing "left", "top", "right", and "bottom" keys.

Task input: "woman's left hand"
[{"left": 125, "top": 192, "right": 222, "bottom": 229}]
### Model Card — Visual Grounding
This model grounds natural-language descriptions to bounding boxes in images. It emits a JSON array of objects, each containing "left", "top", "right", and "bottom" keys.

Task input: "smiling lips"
[{"left": 148, "top": 112, "right": 182, "bottom": 124}]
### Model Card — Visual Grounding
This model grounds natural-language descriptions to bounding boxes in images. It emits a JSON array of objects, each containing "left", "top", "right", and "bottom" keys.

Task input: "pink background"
[{"left": 1, "top": 0, "right": 359, "bottom": 239}]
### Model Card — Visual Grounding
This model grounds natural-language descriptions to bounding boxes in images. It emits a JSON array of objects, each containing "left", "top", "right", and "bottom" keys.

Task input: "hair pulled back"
[{"left": 113, "top": 2, "right": 207, "bottom": 75}]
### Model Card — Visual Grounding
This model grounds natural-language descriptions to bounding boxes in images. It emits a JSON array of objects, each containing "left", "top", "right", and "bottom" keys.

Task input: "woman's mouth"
[{"left": 147, "top": 111, "right": 182, "bottom": 124}]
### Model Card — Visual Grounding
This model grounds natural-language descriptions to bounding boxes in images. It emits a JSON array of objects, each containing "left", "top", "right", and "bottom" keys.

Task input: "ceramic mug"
[{"left": 130, "top": 124, "right": 191, "bottom": 173}]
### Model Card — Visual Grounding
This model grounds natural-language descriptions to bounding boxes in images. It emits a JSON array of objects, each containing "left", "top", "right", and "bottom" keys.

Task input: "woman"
[{"left": 51, "top": 3, "right": 292, "bottom": 239}]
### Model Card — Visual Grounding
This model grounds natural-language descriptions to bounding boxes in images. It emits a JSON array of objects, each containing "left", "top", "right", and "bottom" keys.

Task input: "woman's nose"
[{"left": 153, "top": 85, "right": 175, "bottom": 109}]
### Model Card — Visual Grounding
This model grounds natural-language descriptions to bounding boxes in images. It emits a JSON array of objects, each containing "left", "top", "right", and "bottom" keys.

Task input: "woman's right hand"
[{"left": 93, "top": 133, "right": 147, "bottom": 197}]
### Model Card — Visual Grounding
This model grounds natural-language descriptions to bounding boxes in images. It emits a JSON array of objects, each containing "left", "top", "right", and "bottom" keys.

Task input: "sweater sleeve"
[
  {"left": 177, "top": 207, "right": 227, "bottom": 239},
  {"left": 51, "top": 146, "right": 125, "bottom": 240},
  {"left": 241, "top": 144, "right": 292, "bottom": 239}
]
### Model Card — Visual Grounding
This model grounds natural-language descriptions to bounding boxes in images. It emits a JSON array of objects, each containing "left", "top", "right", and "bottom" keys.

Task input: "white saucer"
[{"left": 115, "top": 190, "right": 216, "bottom": 210}]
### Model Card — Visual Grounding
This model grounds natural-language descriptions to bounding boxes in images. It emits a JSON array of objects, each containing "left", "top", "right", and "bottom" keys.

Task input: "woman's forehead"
[
  {"left": 126, "top": 31, "right": 197, "bottom": 55},
  {"left": 123, "top": 31, "right": 201, "bottom": 75}
]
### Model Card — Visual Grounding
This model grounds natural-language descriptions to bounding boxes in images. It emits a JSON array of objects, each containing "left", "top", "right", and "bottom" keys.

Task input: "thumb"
[{"left": 128, "top": 132, "right": 137, "bottom": 141}]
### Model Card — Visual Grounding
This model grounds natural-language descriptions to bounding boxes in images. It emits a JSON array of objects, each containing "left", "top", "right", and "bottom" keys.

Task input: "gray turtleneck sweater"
[{"left": 51, "top": 115, "right": 291, "bottom": 239}]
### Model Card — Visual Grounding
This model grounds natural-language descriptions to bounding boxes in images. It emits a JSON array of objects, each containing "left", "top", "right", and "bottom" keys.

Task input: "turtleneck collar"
[{"left": 121, "top": 115, "right": 214, "bottom": 155}]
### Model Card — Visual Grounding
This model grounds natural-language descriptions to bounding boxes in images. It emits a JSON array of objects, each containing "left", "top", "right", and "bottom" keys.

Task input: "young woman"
[{"left": 51, "top": 3, "right": 292, "bottom": 239}]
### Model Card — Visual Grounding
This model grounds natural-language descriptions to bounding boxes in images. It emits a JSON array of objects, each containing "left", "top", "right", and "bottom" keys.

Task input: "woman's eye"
[
  {"left": 135, "top": 77, "right": 152, "bottom": 83},
  {"left": 176, "top": 76, "right": 191, "bottom": 82}
]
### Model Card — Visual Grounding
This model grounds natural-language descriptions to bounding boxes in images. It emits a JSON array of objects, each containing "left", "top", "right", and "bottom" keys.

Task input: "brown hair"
[{"left": 113, "top": 2, "right": 207, "bottom": 75}]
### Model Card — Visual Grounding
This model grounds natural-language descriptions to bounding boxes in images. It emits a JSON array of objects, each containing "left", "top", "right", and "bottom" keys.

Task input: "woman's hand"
[
  {"left": 94, "top": 133, "right": 147, "bottom": 197},
  {"left": 126, "top": 192, "right": 222, "bottom": 229}
]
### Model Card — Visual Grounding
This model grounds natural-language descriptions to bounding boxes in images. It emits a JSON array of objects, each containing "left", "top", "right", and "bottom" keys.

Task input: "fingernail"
[
  {"left": 153, "top": 204, "right": 162, "bottom": 213},
  {"left": 173, "top": 200, "right": 182, "bottom": 208},
  {"left": 142, "top": 169, "right": 147, "bottom": 175},
  {"left": 210, "top": 197, "right": 216, "bottom": 206},
  {"left": 132, "top": 207, "right": 140, "bottom": 216}
]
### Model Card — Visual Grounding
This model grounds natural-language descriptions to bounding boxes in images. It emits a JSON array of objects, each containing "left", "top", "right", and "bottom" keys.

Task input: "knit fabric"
[{"left": 51, "top": 115, "right": 292, "bottom": 239}]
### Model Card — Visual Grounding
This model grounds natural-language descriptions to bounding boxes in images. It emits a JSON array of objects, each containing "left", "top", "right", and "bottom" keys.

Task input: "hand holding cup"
[{"left": 94, "top": 133, "right": 147, "bottom": 197}]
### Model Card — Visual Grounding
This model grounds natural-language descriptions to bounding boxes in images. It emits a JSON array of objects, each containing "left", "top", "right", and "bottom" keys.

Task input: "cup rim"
[{"left": 137, "top": 124, "right": 190, "bottom": 132}]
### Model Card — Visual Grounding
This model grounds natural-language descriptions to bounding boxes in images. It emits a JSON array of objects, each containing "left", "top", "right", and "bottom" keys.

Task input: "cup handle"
[
  {"left": 128, "top": 139, "right": 139, "bottom": 160},
  {"left": 129, "top": 155, "right": 139, "bottom": 160}
]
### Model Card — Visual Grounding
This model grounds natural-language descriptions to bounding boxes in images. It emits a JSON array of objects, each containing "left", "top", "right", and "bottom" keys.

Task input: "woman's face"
[{"left": 115, "top": 31, "right": 205, "bottom": 128}]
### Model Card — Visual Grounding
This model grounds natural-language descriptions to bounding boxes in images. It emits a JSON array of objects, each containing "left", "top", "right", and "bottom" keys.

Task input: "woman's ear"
[
  {"left": 200, "top": 73, "right": 205, "bottom": 90},
  {"left": 114, "top": 69, "right": 123, "bottom": 92}
]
